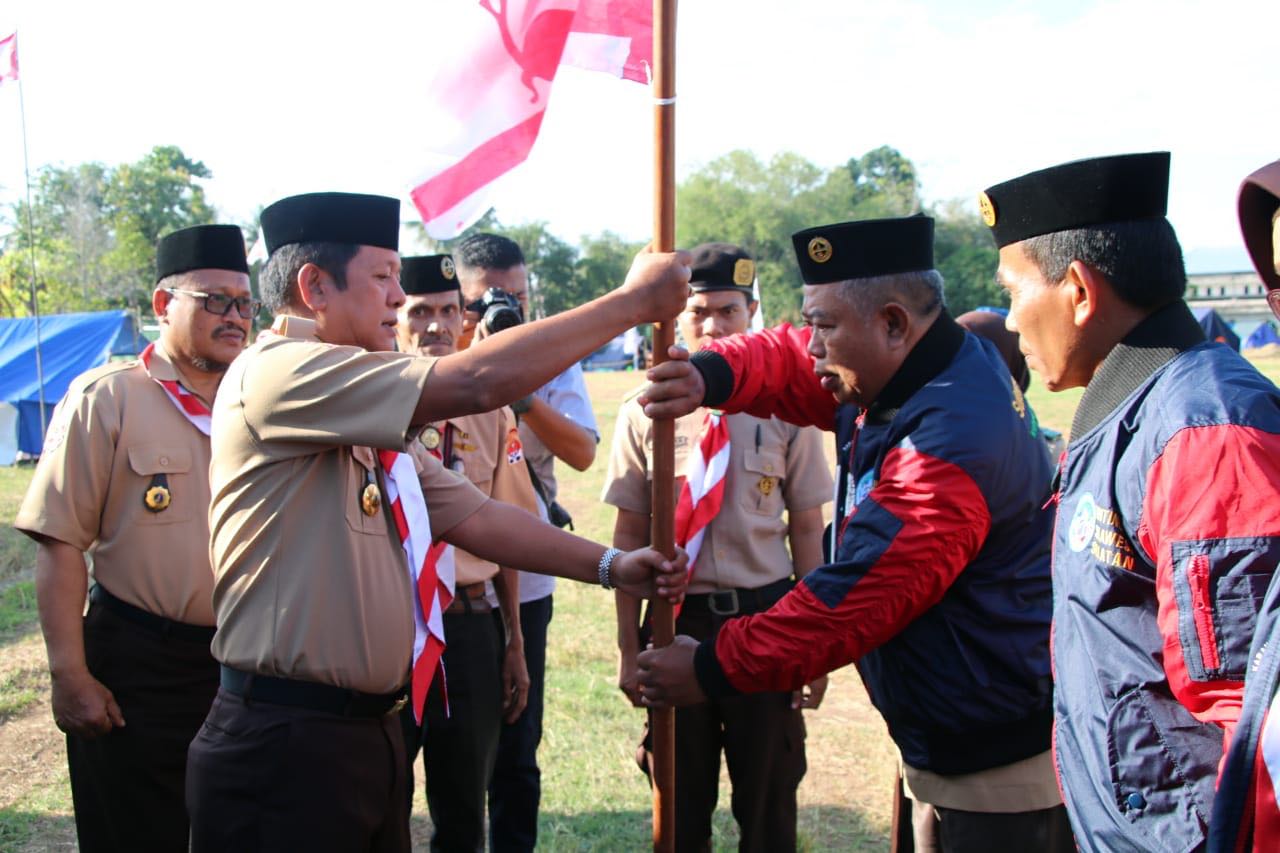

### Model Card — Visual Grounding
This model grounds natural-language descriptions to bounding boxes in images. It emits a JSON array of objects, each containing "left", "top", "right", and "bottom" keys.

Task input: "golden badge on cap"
[
  {"left": 441, "top": 257, "right": 456, "bottom": 280},
  {"left": 978, "top": 192, "right": 998, "bottom": 227},
  {"left": 808, "top": 237, "right": 833, "bottom": 264},
  {"left": 757, "top": 476, "right": 776, "bottom": 497},
  {"left": 143, "top": 485, "right": 171, "bottom": 513},
  {"left": 361, "top": 482, "right": 382, "bottom": 517},
  {"left": 422, "top": 426, "right": 442, "bottom": 451},
  {"left": 732, "top": 258, "right": 755, "bottom": 286}
]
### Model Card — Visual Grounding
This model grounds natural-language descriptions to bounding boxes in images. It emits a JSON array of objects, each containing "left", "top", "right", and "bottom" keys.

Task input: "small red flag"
[{"left": 0, "top": 32, "right": 18, "bottom": 87}]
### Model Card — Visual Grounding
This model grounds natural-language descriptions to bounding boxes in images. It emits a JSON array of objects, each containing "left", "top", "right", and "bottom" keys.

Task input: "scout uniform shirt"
[
  {"left": 207, "top": 317, "right": 488, "bottom": 695},
  {"left": 602, "top": 390, "right": 832, "bottom": 594},
  {"left": 420, "top": 406, "right": 539, "bottom": 586},
  {"left": 15, "top": 342, "right": 217, "bottom": 626}
]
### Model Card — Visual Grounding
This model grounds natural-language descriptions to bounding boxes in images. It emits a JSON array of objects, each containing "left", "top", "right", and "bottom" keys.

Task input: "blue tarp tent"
[
  {"left": 0, "top": 311, "right": 143, "bottom": 459},
  {"left": 1244, "top": 320, "right": 1280, "bottom": 351},
  {"left": 1193, "top": 307, "right": 1241, "bottom": 351}
]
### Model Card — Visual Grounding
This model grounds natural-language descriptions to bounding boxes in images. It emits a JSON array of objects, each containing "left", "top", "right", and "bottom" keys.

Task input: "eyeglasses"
[{"left": 165, "top": 288, "right": 261, "bottom": 320}]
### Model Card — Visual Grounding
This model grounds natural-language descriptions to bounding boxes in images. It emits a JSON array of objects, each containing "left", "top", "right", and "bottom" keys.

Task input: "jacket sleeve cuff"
[
  {"left": 689, "top": 350, "right": 734, "bottom": 409},
  {"left": 694, "top": 637, "right": 741, "bottom": 698}
]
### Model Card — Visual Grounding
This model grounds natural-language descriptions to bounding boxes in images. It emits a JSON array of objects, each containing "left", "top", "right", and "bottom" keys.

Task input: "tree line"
[{"left": 1, "top": 144, "right": 1005, "bottom": 325}]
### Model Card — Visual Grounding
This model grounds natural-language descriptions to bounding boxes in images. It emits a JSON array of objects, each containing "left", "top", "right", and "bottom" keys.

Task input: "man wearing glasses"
[{"left": 15, "top": 224, "right": 252, "bottom": 852}]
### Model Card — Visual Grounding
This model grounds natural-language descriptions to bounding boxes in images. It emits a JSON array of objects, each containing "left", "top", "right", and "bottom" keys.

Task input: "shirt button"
[
  {"left": 1125, "top": 792, "right": 1146, "bottom": 810},
  {"left": 764, "top": 463, "right": 774, "bottom": 473},
  {"left": 159, "top": 456, "right": 170, "bottom": 466}
]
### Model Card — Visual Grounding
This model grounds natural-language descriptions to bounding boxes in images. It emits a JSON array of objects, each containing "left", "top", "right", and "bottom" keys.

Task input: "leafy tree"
[
  {"left": 930, "top": 200, "right": 1005, "bottom": 315},
  {"left": 0, "top": 145, "right": 216, "bottom": 316}
]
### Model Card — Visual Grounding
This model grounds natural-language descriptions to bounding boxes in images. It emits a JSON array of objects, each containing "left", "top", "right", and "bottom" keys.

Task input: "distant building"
[{"left": 1186, "top": 271, "right": 1272, "bottom": 326}]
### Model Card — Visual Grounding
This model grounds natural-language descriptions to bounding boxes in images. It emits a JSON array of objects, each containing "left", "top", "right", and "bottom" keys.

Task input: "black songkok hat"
[
  {"left": 980, "top": 152, "right": 1171, "bottom": 248},
  {"left": 260, "top": 192, "right": 400, "bottom": 255},
  {"left": 155, "top": 224, "right": 249, "bottom": 283},
  {"left": 689, "top": 243, "right": 755, "bottom": 295},
  {"left": 791, "top": 216, "right": 934, "bottom": 285},
  {"left": 402, "top": 255, "right": 460, "bottom": 295}
]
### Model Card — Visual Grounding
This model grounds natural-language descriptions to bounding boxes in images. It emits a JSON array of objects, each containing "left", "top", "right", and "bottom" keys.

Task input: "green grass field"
[{"left": 2, "top": 349, "right": 1278, "bottom": 850}]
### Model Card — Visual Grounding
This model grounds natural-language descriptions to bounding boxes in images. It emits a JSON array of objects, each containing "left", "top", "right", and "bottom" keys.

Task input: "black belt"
[
  {"left": 89, "top": 584, "right": 215, "bottom": 643},
  {"left": 219, "top": 666, "right": 407, "bottom": 718},
  {"left": 681, "top": 577, "right": 794, "bottom": 617}
]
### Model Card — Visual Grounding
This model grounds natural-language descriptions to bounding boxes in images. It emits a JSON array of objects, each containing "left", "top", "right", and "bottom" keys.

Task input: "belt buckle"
[
  {"left": 708, "top": 589, "right": 739, "bottom": 616},
  {"left": 388, "top": 695, "right": 408, "bottom": 715}
]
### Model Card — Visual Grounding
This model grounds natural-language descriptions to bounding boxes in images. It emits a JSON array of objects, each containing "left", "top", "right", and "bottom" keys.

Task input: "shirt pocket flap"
[
  {"left": 741, "top": 449, "right": 784, "bottom": 477},
  {"left": 127, "top": 446, "right": 192, "bottom": 475}
]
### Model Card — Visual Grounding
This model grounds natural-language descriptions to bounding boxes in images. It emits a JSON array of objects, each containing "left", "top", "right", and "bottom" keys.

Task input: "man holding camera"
[
  {"left": 394, "top": 253, "right": 540, "bottom": 850},
  {"left": 455, "top": 232, "right": 599, "bottom": 852}
]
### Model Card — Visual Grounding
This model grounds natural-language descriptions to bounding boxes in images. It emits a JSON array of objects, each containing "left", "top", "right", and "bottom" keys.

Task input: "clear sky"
[{"left": 1, "top": 0, "right": 1277, "bottom": 271}]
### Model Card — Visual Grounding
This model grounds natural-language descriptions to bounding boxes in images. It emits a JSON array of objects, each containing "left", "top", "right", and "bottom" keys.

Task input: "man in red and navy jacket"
[
  {"left": 982, "top": 152, "right": 1280, "bottom": 852},
  {"left": 1210, "top": 158, "right": 1280, "bottom": 853},
  {"left": 638, "top": 216, "right": 1074, "bottom": 851}
]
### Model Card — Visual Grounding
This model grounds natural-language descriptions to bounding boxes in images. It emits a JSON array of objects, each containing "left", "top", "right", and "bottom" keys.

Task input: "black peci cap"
[
  {"left": 155, "top": 224, "right": 249, "bottom": 283},
  {"left": 260, "top": 192, "right": 400, "bottom": 255},
  {"left": 689, "top": 243, "right": 755, "bottom": 295},
  {"left": 979, "top": 152, "right": 1171, "bottom": 248},
  {"left": 791, "top": 216, "right": 934, "bottom": 285},
  {"left": 402, "top": 255, "right": 460, "bottom": 295}
]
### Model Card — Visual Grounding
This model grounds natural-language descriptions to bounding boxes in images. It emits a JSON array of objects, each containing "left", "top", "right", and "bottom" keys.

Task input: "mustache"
[
  {"left": 213, "top": 323, "right": 246, "bottom": 338},
  {"left": 419, "top": 334, "right": 453, "bottom": 346}
]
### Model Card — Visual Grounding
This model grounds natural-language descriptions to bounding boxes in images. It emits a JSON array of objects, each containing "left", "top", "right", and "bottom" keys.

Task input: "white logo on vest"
[{"left": 1068, "top": 492, "right": 1097, "bottom": 553}]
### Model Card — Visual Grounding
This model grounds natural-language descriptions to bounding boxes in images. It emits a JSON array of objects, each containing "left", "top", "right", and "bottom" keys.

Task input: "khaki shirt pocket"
[
  {"left": 126, "top": 446, "right": 194, "bottom": 524},
  {"left": 741, "top": 449, "right": 786, "bottom": 516},
  {"left": 345, "top": 452, "right": 391, "bottom": 537}
]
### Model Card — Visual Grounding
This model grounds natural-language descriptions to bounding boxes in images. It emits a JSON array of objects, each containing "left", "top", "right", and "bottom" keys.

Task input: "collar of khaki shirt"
[{"left": 270, "top": 314, "right": 320, "bottom": 340}]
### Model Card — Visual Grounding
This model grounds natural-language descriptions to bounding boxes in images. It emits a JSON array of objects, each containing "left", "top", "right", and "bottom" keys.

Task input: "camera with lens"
[{"left": 466, "top": 287, "right": 524, "bottom": 335}]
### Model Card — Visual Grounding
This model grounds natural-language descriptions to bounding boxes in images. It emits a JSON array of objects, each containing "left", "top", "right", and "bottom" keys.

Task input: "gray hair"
[{"left": 835, "top": 269, "right": 945, "bottom": 317}]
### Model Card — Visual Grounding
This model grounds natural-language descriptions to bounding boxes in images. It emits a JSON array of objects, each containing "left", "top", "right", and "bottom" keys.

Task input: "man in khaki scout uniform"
[
  {"left": 394, "top": 253, "right": 539, "bottom": 851},
  {"left": 603, "top": 243, "right": 833, "bottom": 852},
  {"left": 14, "top": 224, "right": 252, "bottom": 852},
  {"left": 186, "top": 191, "right": 692, "bottom": 853}
]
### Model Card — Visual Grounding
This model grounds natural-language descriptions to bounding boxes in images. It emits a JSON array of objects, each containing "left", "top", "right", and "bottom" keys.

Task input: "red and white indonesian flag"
[
  {"left": 0, "top": 32, "right": 18, "bottom": 86},
  {"left": 410, "top": 0, "right": 651, "bottom": 239}
]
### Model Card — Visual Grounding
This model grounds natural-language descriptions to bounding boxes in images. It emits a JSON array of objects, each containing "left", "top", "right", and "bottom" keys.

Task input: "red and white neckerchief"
[
  {"left": 378, "top": 447, "right": 456, "bottom": 724},
  {"left": 140, "top": 343, "right": 211, "bottom": 435},
  {"left": 673, "top": 410, "right": 731, "bottom": 598}
]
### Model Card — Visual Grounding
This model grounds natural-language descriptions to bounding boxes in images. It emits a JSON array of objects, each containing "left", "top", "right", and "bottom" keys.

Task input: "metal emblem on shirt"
[
  {"left": 361, "top": 482, "right": 382, "bottom": 517},
  {"left": 143, "top": 484, "right": 171, "bottom": 512},
  {"left": 757, "top": 475, "right": 776, "bottom": 497},
  {"left": 1011, "top": 383, "right": 1027, "bottom": 420},
  {"left": 456, "top": 431, "right": 478, "bottom": 453},
  {"left": 422, "top": 426, "right": 442, "bottom": 451},
  {"left": 506, "top": 428, "right": 524, "bottom": 465}
]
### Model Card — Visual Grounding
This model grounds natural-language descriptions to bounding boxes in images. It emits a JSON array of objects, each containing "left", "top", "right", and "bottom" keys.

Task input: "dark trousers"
[
  {"left": 68, "top": 598, "right": 218, "bottom": 853},
  {"left": 639, "top": 602, "right": 806, "bottom": 853},
  {"left": 186, "top": 688, "right": 410, "bottom": 853},
  {"left": 401, "top": 608, "right": 503, "bottom": 852},
  {"left": 488, "top": 594, "right": 552, "bottom": 853},
  {"left": 910, "top": 801, "right": 1075, "bottom": 853}
]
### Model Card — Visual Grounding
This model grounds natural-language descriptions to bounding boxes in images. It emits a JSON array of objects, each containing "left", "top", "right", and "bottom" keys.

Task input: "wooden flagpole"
[{"left": 649, "top": 1, "right": 677, "bottom": 850}]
